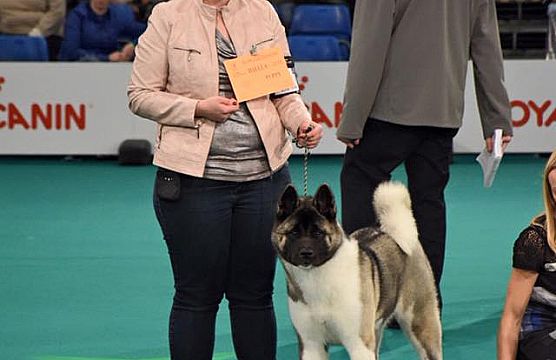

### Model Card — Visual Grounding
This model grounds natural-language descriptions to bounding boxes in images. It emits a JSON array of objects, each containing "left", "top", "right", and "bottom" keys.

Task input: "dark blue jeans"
[{"left": 153, "top": 165, "right": 291, "bottom": 360}]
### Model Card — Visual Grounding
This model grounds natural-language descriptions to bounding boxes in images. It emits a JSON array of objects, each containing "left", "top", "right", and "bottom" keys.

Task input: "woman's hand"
[
  {"left": 296, "top": 121, "right": 323, "bottom": 149},
  {"left": 195, "top": 96, "right": 239, "bottom": 123}
]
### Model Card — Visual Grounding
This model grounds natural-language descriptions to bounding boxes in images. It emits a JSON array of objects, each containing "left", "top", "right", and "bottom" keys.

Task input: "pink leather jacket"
[{"left": 128, "top": 0, "right": 310, "bottom": 177}]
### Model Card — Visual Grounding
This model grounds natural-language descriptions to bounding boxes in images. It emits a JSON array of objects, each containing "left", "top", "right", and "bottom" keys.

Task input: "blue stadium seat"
[
  {"left": 289, "top": 4, "right": 352, "bottom": 40},
  {"left": 288, "top": 35, "right": 347, "bottom": 61},
  {"left": 0, "top": 35, "right": 49, "bottom": 61}
]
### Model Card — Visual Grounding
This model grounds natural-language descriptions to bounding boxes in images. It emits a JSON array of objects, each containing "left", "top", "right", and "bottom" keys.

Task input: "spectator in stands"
[
  {"left": 337, "top": 0, "right": 513, "bottom": 321},
  {"left": 59, "top": 0, "right": 146, "bottom": 61},
  {"left": 0, "top": 0, "right": 65, "bottom": 60},
  {"left": 497, "top": 150, "right": 556, "bottom": 359},
  {"left": 128, "top": 0, "right": 322, "bottom": 359}
]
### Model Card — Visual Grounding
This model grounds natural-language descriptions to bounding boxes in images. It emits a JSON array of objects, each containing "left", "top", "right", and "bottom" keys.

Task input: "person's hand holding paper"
[{"left": 476, "top": 129, "right": 511, "bottom": 188}]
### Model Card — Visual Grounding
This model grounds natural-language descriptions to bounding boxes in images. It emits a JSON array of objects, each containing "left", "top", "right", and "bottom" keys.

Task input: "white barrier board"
[{"left": 0, "top": 61, "right": 554, "bottom": 155}]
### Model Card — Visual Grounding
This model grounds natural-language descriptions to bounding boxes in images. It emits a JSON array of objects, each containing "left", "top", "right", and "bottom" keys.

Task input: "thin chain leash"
[
  {"left": 303, "top": 146, "right": 310, "bottom": 196},
  {"left": 295, "top": 125, "right": 313, "bottom": 196}
]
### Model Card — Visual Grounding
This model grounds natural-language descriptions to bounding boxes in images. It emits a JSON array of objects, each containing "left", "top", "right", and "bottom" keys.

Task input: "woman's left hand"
[{"left": 296, "top": 121, "right": 323, "bottom": 149}]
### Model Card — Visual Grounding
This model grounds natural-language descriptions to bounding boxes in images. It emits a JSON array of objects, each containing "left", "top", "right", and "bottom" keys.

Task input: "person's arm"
[
  {"left": 127, "top": 3, "right": 199, "bottom": 127},
  {"left": 470, "top": 0, "right": 513, "bottom": 143},
  {"left": 497, "top": 268, "right": 538, "bottom": 360},
  {"left": 59, "top": 10, "right": 109, "bottom": 61},
  {"left": 33, "top": 0, "right": 66, "bottom": 36},
  {"left": 336, "top": 0, "right": 395, "bottom": 143},
  {"left": 266, "top": 2, "right": 322, "bottom": 148}
]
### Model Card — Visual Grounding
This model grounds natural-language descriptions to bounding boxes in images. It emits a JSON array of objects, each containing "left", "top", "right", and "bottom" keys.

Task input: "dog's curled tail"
[{"left": 373, "top": 181, "right": 419, "bottom": 255}]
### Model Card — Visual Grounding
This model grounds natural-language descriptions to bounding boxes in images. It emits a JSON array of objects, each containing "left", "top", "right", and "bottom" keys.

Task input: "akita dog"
[{"left": 272, "top": 182, "right": 442, "bottom": 360}]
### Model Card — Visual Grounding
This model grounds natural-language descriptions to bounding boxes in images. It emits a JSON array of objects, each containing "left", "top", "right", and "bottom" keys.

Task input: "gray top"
[
  {"left": 204, "top": 30, "right": 271, "bottom": 182},
  {"left": 337, "top": 0, "right": 513, "bottom": 140}
]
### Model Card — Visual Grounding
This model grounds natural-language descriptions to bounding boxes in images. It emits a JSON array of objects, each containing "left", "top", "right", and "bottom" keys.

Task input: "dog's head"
[{"left": 272, "top": 184, "right": 345, "bottom": 268}]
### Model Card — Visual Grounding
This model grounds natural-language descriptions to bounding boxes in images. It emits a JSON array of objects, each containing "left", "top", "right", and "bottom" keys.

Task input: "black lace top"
[
  {"left": 513, "top": 220, "right": 556, "bottom": 294},
  {"left": 512, "top": 215, "right": 556, "bottom": 335}
]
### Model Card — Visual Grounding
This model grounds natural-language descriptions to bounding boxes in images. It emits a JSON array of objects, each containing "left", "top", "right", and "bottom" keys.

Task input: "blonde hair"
[{"left": 533, "top": 151, "right": 556, "bottom": 253}]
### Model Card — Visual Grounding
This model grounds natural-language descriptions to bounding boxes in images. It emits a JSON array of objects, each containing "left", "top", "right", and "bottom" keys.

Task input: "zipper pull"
[
  {"left": 195, "top": 121, "right": 203, "bottom": 139},
  {"left": 187, "top": 49, "right": 201, "bottom": 62},
  {"left": 250, "top": 37, "right": 275, "bottom": 55}
]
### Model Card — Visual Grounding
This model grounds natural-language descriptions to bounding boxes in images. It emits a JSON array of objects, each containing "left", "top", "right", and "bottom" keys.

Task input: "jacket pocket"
[
  {"left": 157, "top": 122, "right": 203, "bottom": 153},
  {"left": 167, "top": 43, "right": 205, "bottom": 91},
  {"left": 249, "top": 36, "right": 275, "bottom": 54},
  {"left": 172, "top": 47, "right": 202, "bottom": 62}
]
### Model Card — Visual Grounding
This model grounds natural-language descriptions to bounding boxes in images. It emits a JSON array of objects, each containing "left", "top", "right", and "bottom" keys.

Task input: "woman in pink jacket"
[{"left": 128, "top": 0, "right": 322, "bottom": 359}]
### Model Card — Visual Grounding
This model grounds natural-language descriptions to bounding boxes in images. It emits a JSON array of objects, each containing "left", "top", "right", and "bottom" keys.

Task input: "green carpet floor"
[{"left": 0, "top": 154, "right": 547, "bottom": 360}]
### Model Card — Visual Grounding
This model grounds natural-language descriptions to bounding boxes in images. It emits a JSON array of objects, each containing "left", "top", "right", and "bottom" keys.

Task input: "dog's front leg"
[
  {"left": 299, "top": 340, "right": 328, "bottom": 360},
  {"left": 344, "top": 340, "right": 376, "bottom": 360}
]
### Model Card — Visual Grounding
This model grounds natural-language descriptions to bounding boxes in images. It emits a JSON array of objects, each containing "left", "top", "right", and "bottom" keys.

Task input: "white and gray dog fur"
[{"left": 272, "top": 182, "right": 442, "bottom": 360}]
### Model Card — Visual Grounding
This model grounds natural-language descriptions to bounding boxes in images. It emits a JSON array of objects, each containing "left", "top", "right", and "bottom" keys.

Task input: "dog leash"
[
  {"left": 303, "top": 146, "right": 310, "bottom": 196},
  {"left": 296, "top": 125, "right": 312, "bottom": 197}
]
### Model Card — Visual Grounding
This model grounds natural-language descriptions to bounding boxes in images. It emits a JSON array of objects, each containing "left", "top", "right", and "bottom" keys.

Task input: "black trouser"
[
  {"left": 340, "top": 119, "right": 457, "bottom": 308},
  {"left": 517, "top": 328, "right": 556, "bottom": 360},
  {"left": 153, "top": 166, "right": 291, "bottom": 360}
]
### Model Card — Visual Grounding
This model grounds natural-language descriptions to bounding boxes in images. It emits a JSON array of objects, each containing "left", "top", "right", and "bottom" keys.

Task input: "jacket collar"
[{"left": 196, "top": 0, "right": 241, "bottom": 19}]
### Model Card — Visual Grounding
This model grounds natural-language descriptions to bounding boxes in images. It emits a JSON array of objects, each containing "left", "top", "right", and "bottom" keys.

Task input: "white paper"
[{"left": 476, "top": 129, "right": 503, "bottom": 188}]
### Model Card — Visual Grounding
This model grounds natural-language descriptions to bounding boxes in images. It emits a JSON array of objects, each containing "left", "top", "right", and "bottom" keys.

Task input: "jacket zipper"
[
  {"left": 187, "top": 49, "right": 201, "bottom": 62},
  {"left": 193, "top": 120, "right": 203, "bottom": 139},
  {"left": 157, "top": 121, "right": 203, "bottom": 149},
  {"left": 250, "top": 37, "right": 275, "bottom": 55},
  {"left": 172, "top": 47, "right": 202, "bottom": 62},
  {"left": 217, "top": 9, "right": 275, "bottom": 56},
  {"left": 157, "top": 125, "right": 163, "bottom": 149}
]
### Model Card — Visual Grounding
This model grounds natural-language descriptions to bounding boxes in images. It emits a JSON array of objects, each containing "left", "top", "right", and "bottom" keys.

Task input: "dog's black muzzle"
[{"left": 299, "top": 247, "right": 315, "bottom": 260}]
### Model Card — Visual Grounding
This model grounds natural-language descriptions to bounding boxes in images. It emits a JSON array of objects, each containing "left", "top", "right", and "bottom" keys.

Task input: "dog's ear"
[
  {"left": 277, "top": 184, "right": 299, "bottom": 222},
  {"left": 313, "top": 184, "right": 336, "bottom": 220}
]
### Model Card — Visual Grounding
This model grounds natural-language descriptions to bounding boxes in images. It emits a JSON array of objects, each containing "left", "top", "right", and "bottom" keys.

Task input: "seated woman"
[
  {"left": 59, "top": 0, "right": 146, "bottom": 61},
  {"left": 498, "top": 150, "right": 556, "bottom": 359}
]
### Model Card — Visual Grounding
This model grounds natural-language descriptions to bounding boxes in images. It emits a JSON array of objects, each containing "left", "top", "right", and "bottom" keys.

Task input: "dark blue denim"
[{"left": 153, "top": 165, "right": 291, "bottom": 360}]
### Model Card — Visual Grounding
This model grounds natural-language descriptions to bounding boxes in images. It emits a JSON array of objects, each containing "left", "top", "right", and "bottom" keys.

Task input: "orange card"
[{"left": 224, "top": 47, "right": 295, "bottom": 102}]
